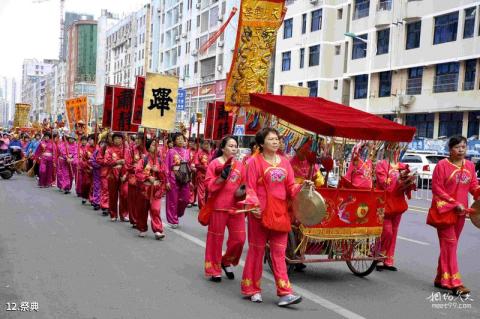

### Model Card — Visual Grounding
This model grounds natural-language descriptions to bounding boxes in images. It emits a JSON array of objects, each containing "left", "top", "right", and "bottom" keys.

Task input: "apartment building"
[{"left": 275, "top": 0, "right": 480, "bottom": 139}]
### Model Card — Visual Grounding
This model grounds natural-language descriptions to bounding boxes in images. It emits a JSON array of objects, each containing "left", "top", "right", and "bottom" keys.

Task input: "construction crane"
[{"left": 33, "top": 0, "right": 66, "bottom": 60}]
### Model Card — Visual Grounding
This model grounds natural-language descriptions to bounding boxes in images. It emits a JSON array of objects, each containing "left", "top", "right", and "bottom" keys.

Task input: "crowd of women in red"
[{"left": 23, "top": 126, "right": 475, "bottom": 307}]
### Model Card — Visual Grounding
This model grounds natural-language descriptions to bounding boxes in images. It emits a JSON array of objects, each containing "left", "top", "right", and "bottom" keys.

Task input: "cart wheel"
[
  {"left": 0, "top": 170, "right": 13, "bottom": 179},
  {"left": 346, "top": 259, "right": 377, "bottom": 277},
  {"left": 264, "top": 232, "right": 296, "bottom": 274}
]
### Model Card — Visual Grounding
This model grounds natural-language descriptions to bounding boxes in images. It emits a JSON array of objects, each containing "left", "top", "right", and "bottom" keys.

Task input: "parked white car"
[{"left": 400, "top": 152, "right": 447, "bottom": 187}]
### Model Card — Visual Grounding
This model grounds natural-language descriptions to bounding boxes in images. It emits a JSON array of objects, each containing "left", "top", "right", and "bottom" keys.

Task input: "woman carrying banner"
[
  {"left": 135, "top": 139, "right": 167, "bottom": 240},
  {"left": 35, "top": 132, "right": 56, "bottom": 188},
  {"left": 241, "top": 128, "right": 303, "bottom": 307},
  {"left": 203, "top": 136, "right": 246, "bottom": 282},
  {"left": 105, "top": 132, "right": 129, "bottom": 222},
  {"left": 77, "top": 135, "right": 95, "bottom": 204},
  {"left": 165, "top": 133, "right": 191, "bottom": 228},
  {"left": 428, "top": 136, "right": 480, "bottom": 296},
  {"left": 57, "top": 134, "right": 78, "bottom": 194},
  {"left": 194, "top": 139, "right": 211, "bottom": 209},
  {"left": 375, "top": 148, "right": 416, "bottom": 272},
  {"left": 125, "top": 133, "right": 146, "bottom": 228}
]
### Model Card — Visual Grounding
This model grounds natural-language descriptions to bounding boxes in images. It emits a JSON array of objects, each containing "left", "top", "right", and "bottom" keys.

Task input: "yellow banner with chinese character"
[
  {"left": 225, "top": 0, "right": 286, "bottom": 111},
  {"left": 65, "top": 96, "right": 88, "bottom": 128},
  {"left": 141, "top": 72, "right": 178, "bottom": 130},
  {"left": 278, "top": 85, "right": 310, "bottom": 135},
  {"left": 13, "top": 103, "right": 31, "bottom": 128}
]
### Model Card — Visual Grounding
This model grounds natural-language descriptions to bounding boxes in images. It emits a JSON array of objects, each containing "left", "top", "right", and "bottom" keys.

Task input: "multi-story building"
[
  {"left": 66, "top": 19, "right": 97, "bottom": 104},
  {"left": 155, "top": 0, "right": 239, "bottom": 130},
  {"left": 275, "top": 0, "right": 480, "bottom": 140},
  {"left": 0, "top": 77, "right": 17, "bottom": 126},
  {"left": 62, "top": 12, "right": 95, "bottom": 61},
  {"left": 95, "top": 10, "right": 119, "bottom": 110}
]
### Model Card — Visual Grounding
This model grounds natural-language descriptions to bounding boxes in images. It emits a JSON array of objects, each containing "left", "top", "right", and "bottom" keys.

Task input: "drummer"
[{"left": 428, "top": 136, "right": 480, "bottom": 296}]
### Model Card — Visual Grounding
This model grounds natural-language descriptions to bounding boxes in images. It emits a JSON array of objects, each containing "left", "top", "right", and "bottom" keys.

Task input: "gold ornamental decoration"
[{"left": 224, "top": 0, "right": 287, "bottom": 111}]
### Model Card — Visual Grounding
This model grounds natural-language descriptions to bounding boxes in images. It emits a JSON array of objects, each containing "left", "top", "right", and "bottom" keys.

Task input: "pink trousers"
[
  {"left": 380, "top": 214, "right": 402, "bottom": 266},
  {"left": 204, "top": 211, "right": 246, "bottom": 277},
  {"left": 241, "top": 216, "right": 293, "bottom": 297},
  {"left": 435, "top": 216, "right": 465, "bottom": 288}
]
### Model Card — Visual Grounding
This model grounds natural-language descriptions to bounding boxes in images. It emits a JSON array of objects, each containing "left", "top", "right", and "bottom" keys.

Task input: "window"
[
  {"left": 434, "top": 11, "right": 459, "bottom": 44},
  {"left": 302, "top": 14, "right": 307, "bottom": 34},
  {"left": 337, "top": 9, "right": 343, "bottom": 20},
  {"left": 352, "top": 34, "right": 367, "bottom": 59},
  {"left": 463, "top": 7, "right": 476, "bottom": 39},
  {"left": 282, "top": 51, "right": 291, "bottom": 71},
  {"left": 309, "top": 45, "right": 320, "bottom": 66},
  {"left": 407, "top": 67, "right": 423, "bottom": 95},
  {"left": 354, "top": 0, "right": 370, "bottom": 20},
  {"left": 307, "top": 81, "right": 318, "bottom": 97},
  {"left": 378, "top": 0, "right": 392, "bottom": 11},
  {"left": 298, "top": 82, "right": 303, "bottom": 87},
  {"left": 299, "top": 48, "right": 305, "bottom": 69},
  {"left": 406, "top": 21, "right": 421, "bottom": 49},
  {"left": 434, "top": 62, "right": 459, "bottom": 93},
  {"left": 377, "top": 28, "right": 389, "bottom": 55},
  {"left": 283, "top": 18, "right": 293, "bottom": 39},
  {"left": 400, "top": 155, "right": 422, "bottom": 164},
  {"left": 334, "top": 80, "right": 338, "bottom": 90},
  {"left": 406, "top": 113, "right": 434, "bottom": 138},
  {"left": 311, "top": 9, "right": 322, "bottom": 32},
  {"left": 439, "top": 112, "right": 463, "bottom": 137},
  {"left": 468, "top": 111, "right": 480, "bottom": 137},
  {"left": 464, "top": 59, "right": 476, "bottom": 91},
  {"left": 354, "top": 74, "right": 368, "bottom": 99},
  {"left": 378, "top": 71, "right": 391, "bottom": 97}
]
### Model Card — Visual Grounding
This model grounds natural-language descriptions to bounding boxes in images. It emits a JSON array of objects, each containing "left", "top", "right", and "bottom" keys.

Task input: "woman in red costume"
[{"left": 428, "top": 136, "right": 480, "bottom": 296}]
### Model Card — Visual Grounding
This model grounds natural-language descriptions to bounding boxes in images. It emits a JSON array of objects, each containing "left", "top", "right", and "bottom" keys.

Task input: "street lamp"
[{"left": 345, "top": 32, "right": 375, "bottom": 113}]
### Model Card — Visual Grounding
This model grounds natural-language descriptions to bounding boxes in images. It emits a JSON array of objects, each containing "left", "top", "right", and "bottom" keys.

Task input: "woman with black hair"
[
  {"left": 165, "top": 132, "right": 191, "bottom": 228},
  {"left": 241, "top": 128, "right": 303, "bottom": 307},
  {"left": 428, "top": 135, "right": 480, "bottom": 296},
  {"left": 203, "top": 136, "right": 246, "bottom": 282},
  {"left": 35, "top": 131, "right": 56, "bottom": 188},
  {"left": 135, "top": 139, "right": 167, "bottom": 240}
]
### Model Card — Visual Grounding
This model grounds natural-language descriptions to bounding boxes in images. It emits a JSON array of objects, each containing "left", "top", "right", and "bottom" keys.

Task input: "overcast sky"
[{"left": 0, "top": 0, "right": 148, "bottom": 81}]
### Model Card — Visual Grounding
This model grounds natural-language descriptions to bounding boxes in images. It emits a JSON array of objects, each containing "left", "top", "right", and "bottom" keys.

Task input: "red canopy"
[{"left": 249, "top": 94, "right": 416, "bottom": 142}]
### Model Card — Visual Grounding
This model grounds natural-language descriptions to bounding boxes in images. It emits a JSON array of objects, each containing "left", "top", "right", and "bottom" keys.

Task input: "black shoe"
[
  {"left": 294, "top": 263, "right": 307, "bottom": 272},
  {"left": 81, "top": 200, "right": 87, "bottom": 205},
  {"left": 93, "top": 205, "right": 100, "bottom": 211},
  {"left": 64, "top": 191, "right": 70, "bottom": 194},
  {"left": 102, "top": 211, "right": 108, "bottom": 216},
  {"left": 222, "top": 264, "right": 235, "bottom": 280},
  {"left": 192, "top": 203, "right": 198, "bottom": 207},
  {"left": 376, "top": 265, "right": 398, "bottom": 272},
  {"left": 131, "top": 224, "right": 137, "bottom": 229},
  {"left": 210, "top": 276, "right": 222, "bottom": 283}
]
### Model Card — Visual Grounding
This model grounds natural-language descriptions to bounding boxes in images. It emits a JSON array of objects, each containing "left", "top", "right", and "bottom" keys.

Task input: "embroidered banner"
[
  {"left": 102, "top": 85, "right": 114, "bottom": 128},
  {"left": 131, "top": 76, "right": 145, "bottom": 125},
  {"left": 224, "top": 0, "right": 286, "bottom": 111},
  {"left": 141, "top": 72, "right": 178, "bottom": 130},
  {"left": 111, "top": 87, "right": 138, "bottom": 132},
  {"left": 65, "top": 96, "right": 88, "bottom": 129},
  {"left": 13, "top": 103, "right": 31, "bottom": 128}
]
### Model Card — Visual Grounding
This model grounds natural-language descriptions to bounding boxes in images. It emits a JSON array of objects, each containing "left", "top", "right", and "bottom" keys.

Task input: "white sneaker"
[
  {"left": 110, "top": 218, "right": 117, "bottom": 222},
  {"left": 154, "top": 232, "right": 165, "bottom": 240},
  {"left": 138, "top": 232, "right": 146, "bottom": 238},
  {"left": 277, "top": 294, "right": 302, "bottom": 307},
  {"left": 250, "top": 293, "right": 263, "bottom": 303},
  {"left": 169, "top": 223, "right": 178, "bottom": 229}
]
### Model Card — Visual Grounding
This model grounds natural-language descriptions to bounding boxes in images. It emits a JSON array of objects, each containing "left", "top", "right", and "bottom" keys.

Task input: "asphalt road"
[{"left": 0, "top": 175, "right": 478, "bottom": 319}]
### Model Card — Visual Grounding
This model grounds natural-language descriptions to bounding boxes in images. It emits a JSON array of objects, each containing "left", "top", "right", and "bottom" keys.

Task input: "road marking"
[
  {"left": 408, "top": 208, "right": 428, "bottom": 214},
  {"left": 168, "top": 225, "right": 367, "bottom": 319},
  {"left": 398, "top": 236, "right": 430, "bottom": 246}
]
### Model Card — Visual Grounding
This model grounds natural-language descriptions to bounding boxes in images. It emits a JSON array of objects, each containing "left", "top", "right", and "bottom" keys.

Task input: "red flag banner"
[
  {"left": 111, "top": 87, "right": 138, "bottom": 132},
  {"left": 131, "top": 76, "right": 145, "bottom": 125},
  {"left": 199, "top": 7, "right": 238, "bottom": 55},
  {"left": 102, "top": 85, "right": 114, "bottom": 128},
  {"left": 204, "top": 102, "right": 215, "bottom": 140}
]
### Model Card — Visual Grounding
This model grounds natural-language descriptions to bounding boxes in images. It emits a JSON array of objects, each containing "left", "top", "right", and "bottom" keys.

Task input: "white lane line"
[
  {"left": 408, "top": 208, "right": 428, "bottom": 214},
  {"left": 168, "top": 225, "right": 366, "bottom": 319},
  {"left": 398, "top": 236, "right": 430, "bottom": 246}
]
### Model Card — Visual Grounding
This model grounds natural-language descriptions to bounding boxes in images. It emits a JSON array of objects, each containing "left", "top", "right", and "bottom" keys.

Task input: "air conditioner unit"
[
  {"left": 398, "top": 94, "right": 416, "bottom": 107},
  {"left": 218, "top": 16, "right": 224, "bottom": 22},
  {"left": 217, "top": 65, "right": 223, "bottom": 72},
  {"left": 179, "top": 13, "right": 183, "bottom": 19},
  {"left": 196, "top": 3, "right": 201, "bottom": 9},
  {"left": 175, "top": 35, "right": 180, "bottom": 41},
  {"left": 182, "top": 33, "right": 187, "bottom": 38},
  {"left": 310, "top": 0, "right": 318, "bottom": 4},
  {"left": 192, "top": 49, "right": 198, "bottom": 56},
  {"left": 218, "top": 40, "right": 224, "bottom": 47}
]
